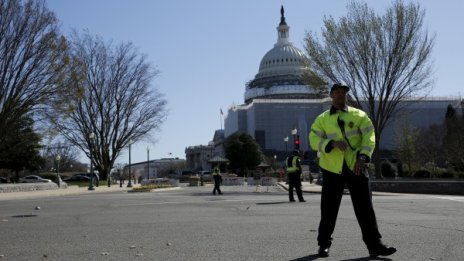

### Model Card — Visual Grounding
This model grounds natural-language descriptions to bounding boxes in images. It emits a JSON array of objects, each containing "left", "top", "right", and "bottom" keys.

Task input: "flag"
[{"left": 220, "top": 108, "right": 223, "bottom": 115}]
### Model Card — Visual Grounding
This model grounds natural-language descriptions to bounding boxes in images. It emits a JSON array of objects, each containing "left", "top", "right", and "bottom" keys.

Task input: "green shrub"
[
  {"left": 132, "top": 184, "right": 174, "bottom": 192},
  {"left": 396, "top": 162, "right": 405, "bottom": 177},
  {"left": 40, "top": 173, "right": 59, "bottom": 180},
  {"left": 399, "top": 169, "right": 411, "bottom": 178},
  {"left": 413, "top": 169, "right": 431, "bottom": 178},
  {"left": 381, "top": 161, "right": 397, "bottom": 178},
  {"left": 437, "top": 170, "right": 455, "bottom": 179}
]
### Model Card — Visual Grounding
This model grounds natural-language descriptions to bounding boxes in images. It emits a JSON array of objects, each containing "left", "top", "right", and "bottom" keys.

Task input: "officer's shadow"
[{"left": 290, "top": 255, "right": 393, "bottom": 261}]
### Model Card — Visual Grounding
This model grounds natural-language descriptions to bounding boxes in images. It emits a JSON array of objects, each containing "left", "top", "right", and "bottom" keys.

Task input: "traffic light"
[{"left": 294, "top": 135, "right": 300, "bottom": 150}]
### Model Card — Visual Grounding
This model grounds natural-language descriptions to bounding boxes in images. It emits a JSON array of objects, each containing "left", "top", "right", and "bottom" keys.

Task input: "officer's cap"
[{"left": 330, "top": 83, "right": 350, "bottom": 94}]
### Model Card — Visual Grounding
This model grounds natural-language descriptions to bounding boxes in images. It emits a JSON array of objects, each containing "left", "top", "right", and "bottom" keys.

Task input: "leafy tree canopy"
[
  {"left": 0, "top": 114, "right": 45, "bottom": 173},
  {"left": 224, "top": 132, "right": 263, "bottom": 176}
]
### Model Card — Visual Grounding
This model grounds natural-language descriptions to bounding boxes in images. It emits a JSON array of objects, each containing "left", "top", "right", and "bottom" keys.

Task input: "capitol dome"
[
  {"left": 256, "top": 38, "right": 307, "bottom": 79},
  {"left": 245, "top": 6, "right": 315, "bottom": 103},
  {"left": 255, "top": 34, "right": 308, "bottom": 79}
]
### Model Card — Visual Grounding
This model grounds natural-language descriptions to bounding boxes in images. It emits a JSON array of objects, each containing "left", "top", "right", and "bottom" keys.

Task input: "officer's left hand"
[{"left": 354, "top": 159, "right": 365, "bottom": 175}]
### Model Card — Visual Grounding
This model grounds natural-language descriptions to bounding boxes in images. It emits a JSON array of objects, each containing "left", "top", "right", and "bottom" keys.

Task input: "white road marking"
[
  {"left": 114, "top": 198, "right": 284, "bottom": 207},
  {"left": 430, "top": 196, "right": 464, "bottom": 202}
]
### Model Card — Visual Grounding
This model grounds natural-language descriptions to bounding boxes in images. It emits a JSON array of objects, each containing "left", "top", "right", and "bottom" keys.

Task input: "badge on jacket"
[{"left": 348, "top": 121, "right": 354, "bottom": 128}]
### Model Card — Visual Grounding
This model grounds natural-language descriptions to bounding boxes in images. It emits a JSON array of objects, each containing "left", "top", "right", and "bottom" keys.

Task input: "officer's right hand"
[{"left": 332, "top": 141, "right": 348, "bottom": 151}]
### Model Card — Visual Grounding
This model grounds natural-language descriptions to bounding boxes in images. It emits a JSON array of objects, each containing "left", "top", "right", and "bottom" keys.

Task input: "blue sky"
[{"left": 46, "top": 0, "right": 464, "bottom": 165}]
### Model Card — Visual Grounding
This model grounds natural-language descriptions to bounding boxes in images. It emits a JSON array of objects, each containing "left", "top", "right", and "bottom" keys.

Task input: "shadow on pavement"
[
  {"left": 255, "top": 201, "right": 289, "bottom": 205},
  {"left": 290, "top": 254, "right": 393, "bottom": 261},
  {"left": 289, "top": 254, "right": 319, "bottom": 261}
]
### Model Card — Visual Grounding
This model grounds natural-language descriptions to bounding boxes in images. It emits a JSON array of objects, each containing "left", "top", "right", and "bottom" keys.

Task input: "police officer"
[
  {"left": 212, "top": 166, "right": 223, "bottom": 195},
  {"left": 309, "top": 83, "right": 396, "bottom": 258},
  {"left": 286, "top": 150, "right": 305, "bottom": 202}
]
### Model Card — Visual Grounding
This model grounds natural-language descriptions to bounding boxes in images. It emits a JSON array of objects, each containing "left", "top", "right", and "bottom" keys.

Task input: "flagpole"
[{"left": 220, "top": 108, "right": 223, "bottom": 130}]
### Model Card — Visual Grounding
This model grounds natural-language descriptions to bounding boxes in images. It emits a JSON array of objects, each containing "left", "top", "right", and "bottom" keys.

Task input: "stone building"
[
  {"left": 184, "top": 6, "right": 463, "bottom": 169},
  {"left": 123, "top": 158, "right": 185, "bottom": 180},
  {"left": 223, "top": 7, "right": 463, "bottom": 161}
]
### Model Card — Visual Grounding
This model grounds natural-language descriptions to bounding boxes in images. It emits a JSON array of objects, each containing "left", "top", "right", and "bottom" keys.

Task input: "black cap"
[{"left": 330, "top": 83, "right": 350, "bottom": 93}]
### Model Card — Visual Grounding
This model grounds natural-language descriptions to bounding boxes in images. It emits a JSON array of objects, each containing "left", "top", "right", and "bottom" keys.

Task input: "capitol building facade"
[
  {"left": 187, "top": 7, "right": 463, "bottom": 170},
  {"left": 225, "top": 8, "right": 462, "bottom": 158}
]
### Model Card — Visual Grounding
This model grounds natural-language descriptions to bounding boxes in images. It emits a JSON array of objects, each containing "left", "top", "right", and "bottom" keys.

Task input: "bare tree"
[
  {"left": 415, "top": 124, "right": 446, "bottom": 170},
  {"left": 50, "top": 32, "right": 167, "bottom": 180},
  {"left": 304, "top": 0, "right": 435, "bottom": 176},
  {"left": 0, "top": 0, "right": 67, "bottom": 144},
  {"left": 42, "top": 141, "right": 81, "bottom": 173},
  {"left": 443, "top": 105, "right": 464, "bottom": 171},
  {"left": 393, "top": 117, "right": 419, "bottom": 174}
]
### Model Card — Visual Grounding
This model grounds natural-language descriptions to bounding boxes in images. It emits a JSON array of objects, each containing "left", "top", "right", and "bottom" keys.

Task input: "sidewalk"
[
  {"left": 278, "top": 181, "right": 399, "bottom": 196},
  {"left": 277, "top": 181, "right": 323, "bottom": 193},
  {"left": 0, "top": 183, "right": 142, "bottom": 201}
]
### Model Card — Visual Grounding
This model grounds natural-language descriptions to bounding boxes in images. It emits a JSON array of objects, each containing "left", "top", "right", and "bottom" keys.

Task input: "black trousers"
[
  {"left": 213, "top": 176, "right": 222, "bottom": 194},
  {"left": 288, "top": 173, "right": 304, "bottom": 202},
  {"left": 317, "top": 165, "right": 381, "bottom": 248}
]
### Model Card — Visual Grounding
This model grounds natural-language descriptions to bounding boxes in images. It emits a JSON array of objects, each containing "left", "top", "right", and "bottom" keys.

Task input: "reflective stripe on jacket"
[
  {"left": 286, "top": 156, "right": 300, "bottom": 173},
  {"left": 309, "top": 106, "right": 375, "bottom": 174}
]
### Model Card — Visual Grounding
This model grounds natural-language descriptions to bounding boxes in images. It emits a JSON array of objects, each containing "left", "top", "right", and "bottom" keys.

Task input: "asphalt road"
[{"left": 1, "top": 185, "right": 463, "bottom": 261}]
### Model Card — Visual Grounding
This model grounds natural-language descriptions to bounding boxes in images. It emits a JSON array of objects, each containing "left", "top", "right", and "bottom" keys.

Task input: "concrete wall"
[
  {"left": 371, "top": 180, "right": 464, "bottom": 195},
  {"left": 0, "top": 183, "right": 60, "bottom": 193}
]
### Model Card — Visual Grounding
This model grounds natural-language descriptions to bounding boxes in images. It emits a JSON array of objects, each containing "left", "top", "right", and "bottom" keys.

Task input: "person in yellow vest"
[
  {"left": 309, "top": 83, "right": 396, "bottom": 258},
  {"left": 212, "top": 166, "right": 223, "bottom": 195},
  {"left": 285, "top": 150, "right": 305, "bottom": 202}
]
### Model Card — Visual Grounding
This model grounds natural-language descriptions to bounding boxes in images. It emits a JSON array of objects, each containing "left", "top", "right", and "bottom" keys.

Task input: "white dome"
[
  {"left": 244, "top": 6, "right": 313, "bottom": 103},
  {"left": 256, "top": 43, "right": 307, "bottom": 79}
]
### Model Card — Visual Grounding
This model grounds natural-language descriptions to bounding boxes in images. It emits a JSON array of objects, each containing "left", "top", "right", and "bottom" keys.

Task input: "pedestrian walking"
[
  {"left": 309, "top": 83, "right": 396, "bottom": 258},
  {"left": 212, "top": 166, "right": 223, "bottom": 195},
  {"left": 285, "top": 150, "right": 305, "bottom": 202}
]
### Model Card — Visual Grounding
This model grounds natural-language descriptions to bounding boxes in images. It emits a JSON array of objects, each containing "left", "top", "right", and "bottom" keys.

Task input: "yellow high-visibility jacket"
[
  {"left": 309, "top": 106, "right": 375, "bottom": 174},
  {"left": 285, "top": 156, "right": 301, "bottom": 174}
]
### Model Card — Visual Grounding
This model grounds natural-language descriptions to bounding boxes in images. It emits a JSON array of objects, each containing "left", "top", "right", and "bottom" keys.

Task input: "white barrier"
[
  {"left": 222, "top": 177, "right": 245, "bottom": 186},
  {"left": 246, "top": 177, "right": 277, "bottom": 186},
  {"left": 260, "top": 177, "right": 277, "bottom": 186},
  {"left": 141, "top": 178, "right": 179, "bottom": 186},
  {"left": 247, "top": 177, "right": 257, "bottom": 185}
]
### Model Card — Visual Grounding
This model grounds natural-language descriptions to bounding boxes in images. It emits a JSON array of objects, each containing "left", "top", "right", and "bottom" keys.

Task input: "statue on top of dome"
[{"left": 280, "top": 5, "right": 286, "bottom": 25}]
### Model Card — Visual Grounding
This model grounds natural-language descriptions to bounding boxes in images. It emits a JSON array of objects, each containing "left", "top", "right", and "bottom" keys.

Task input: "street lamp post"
[
  {"left": 88, "top": 132, "right": 95, "bottom": 190},
  {"left": 107, "top": 169, "right": 111, "bottom": 188},
  {"left": 283, "top": 136, "right": 289, "bottom": 156},
  {"left": 56, "top": 155, "right": 61, "bottom": 188},
  {"left": 291, "top": 128, "right": 298, "bottom": 150},
  {"left": 208, "top": 141, "right": 214, "bottom": 171},
  {"left": 127, "top": 140, "right": 133, "bottom": 188},
  {"left": 119, "top": 169, "right": 123, "bottom": 187},
  {"left": 147, "top": 146, "right": 150, "bottom": 180}
]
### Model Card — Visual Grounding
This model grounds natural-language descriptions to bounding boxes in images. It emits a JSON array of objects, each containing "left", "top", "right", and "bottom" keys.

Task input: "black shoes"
[
  {"left": 368, "top": 243, "right": 397, "bottom": 257},
  {"left": 316, "top": 243, "right": 395, "bottom": 258},
  {"left": 289, "top": 199, "right": 296, "bottom": 202},
  {"left": 318, "top": 246, "right": 330, "bottom": 257}
]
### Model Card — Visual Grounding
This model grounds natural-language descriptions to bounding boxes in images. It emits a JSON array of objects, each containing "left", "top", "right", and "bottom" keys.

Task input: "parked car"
[
  {"left": 0, "top": 177, "right": 8, "bottom": 183},
  {"left": 72, "top": 172, "right": 99, "bottom": 181},
  {"left": 63, "top": 175, "right": 91, "bottom": 181},
  {"left": 181, "top": 170, "right": 195, "bottom": 176},
  {"left": 19, "top": 175, "right": 52, "bottom": 183},
  {"left": 179, "top": 170, "right": 196, "bottom": 182}
]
